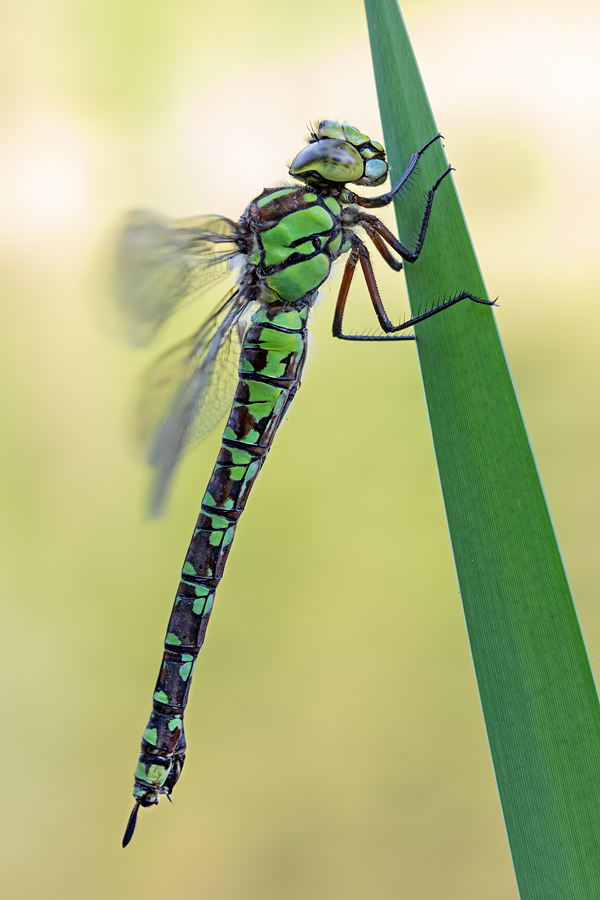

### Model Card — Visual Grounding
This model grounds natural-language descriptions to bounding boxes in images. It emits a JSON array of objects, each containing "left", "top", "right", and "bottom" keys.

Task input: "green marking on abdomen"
[
  {"left": 166, "top": 633, "right": 182, "bottom": 646},
  {"left": 233, "top": 399, "right": 276, "bottom": 421},
  {"left": 203, "top": 490, "right": 233, "bottom": 510},
  {"left": 203, "top": 512, "right": 231, "bottom": 529},
  {"left": 143, "top": 727, "right": 158, "bottom": 746},
  {"left": 193, "top": 592, "right": 213, "bottom": 614},
  {"left": 224, "top": 425, "right": 259, "bottom": 444},
  {"left": 135, "top": 762, "right": 169, "bottom": 788},
  {"left": 241, "top": 460, "right": 261, "bottom": 491},
  {"left": 249, "top": 327, "right": 304, "bottom": 354},
  {"left": 252, "top": 307, "right": 305, "bottom": 330},
  {"left": 222, "top": 526, "right": 235, "bottom": 549},
  {"left": 229, "top": 447, "right": 253, "bottom": 465},
  {"left": 179, "top": 659, "right": 194, "bottom": 681}
]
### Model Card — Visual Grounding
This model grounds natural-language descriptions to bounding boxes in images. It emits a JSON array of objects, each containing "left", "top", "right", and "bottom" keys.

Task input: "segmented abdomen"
[{"left": 131, "top": 301, "right": 308, "bottom": 806}]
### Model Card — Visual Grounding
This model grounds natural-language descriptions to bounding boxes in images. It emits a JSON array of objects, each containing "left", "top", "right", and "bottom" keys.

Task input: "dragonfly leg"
[
  {"left": 361, "top": 221, "right": 404, "bottom": 272},
  {"left": 384, "top": 290, "right": 498, "bottom": 331},
  {"left": 350, "top": 165, "right": 453, "bottom": 269},
  {"left": 350, "top": 132, "right": 444, "bottom": 209},
  {"left": 332, "top": 236, "right": 414, "bottom": 342},
  {"left": 332, "top": 235, "right": 496, "bottom": 342}
]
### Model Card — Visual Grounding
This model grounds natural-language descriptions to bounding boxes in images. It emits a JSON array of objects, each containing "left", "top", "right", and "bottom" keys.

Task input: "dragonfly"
[{"left": 116, "top": 120, "right": 494, "bottom": 847}]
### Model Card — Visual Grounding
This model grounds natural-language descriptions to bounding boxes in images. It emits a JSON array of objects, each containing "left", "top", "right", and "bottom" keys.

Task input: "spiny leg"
[
  {"left": 332, "top": 238, "right": 414, "bottom": 342},
  {"left": 349, "top": 165, "right": 454, "bottom": 268},
  {"left": 360, "top": 222, "right": 403, "bottom": 272},
  {"left": 332, "top": 236, "right": 496, "bottom": 342}
]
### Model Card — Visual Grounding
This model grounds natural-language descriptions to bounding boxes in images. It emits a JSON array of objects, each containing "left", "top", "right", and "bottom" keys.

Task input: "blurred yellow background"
[{"left": 1, "top": 0, "right": 599, "bottom": 896}]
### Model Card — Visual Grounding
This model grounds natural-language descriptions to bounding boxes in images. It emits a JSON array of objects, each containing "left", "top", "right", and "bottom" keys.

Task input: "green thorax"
[{"left": 239, "top": 186, "right": 349, "bottom": 305}]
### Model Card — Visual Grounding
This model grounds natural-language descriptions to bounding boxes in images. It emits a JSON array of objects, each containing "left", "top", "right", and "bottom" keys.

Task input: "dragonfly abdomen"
[{"left": 127, "top": 301, "right": 309, "bottom": 832}]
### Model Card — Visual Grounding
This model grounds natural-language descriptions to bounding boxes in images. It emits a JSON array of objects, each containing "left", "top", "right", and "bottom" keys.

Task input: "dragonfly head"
[{"left": 289, "top": 120, "right": 389, "bottom": 188}]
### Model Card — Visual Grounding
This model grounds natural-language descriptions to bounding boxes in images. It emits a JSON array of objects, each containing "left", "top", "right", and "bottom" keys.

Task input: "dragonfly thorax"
[{"left": 237, "top": 185, "right": 349, "bottom": 306}]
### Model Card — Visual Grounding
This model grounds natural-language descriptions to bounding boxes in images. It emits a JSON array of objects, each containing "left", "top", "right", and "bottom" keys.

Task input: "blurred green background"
[{"left": 1, "top": 0, "right": 599, "bottom": 896}]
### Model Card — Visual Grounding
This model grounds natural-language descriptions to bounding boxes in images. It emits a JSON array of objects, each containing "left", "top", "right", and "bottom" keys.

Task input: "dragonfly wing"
[
  {"left": 137, "top": 288, "right": 254, "bottom": 513},
  {"left": 115, "top": 211, "right": 243, "bottom": 346}
]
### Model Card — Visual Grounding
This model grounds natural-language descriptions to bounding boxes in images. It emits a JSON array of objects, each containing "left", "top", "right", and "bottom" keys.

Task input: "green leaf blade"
[{"left": 364, "top": 2, "right": 600, "bottom": 897}]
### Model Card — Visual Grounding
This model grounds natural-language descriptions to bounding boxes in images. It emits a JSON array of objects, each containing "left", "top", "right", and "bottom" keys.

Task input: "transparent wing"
[
  {"left": 115, "top": 210, "right": 243, "bottom": 346},
  {"left": 137, "top": 287, "right": 254, "bottom": 514}
]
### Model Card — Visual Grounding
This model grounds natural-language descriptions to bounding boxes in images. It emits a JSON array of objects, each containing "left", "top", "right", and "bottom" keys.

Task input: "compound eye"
[
  {"left": 290, "top": 139, "right": 364, "bottom": 183},
  {"left": 357, "top": 158, "right": 388, "bottom": 187}
]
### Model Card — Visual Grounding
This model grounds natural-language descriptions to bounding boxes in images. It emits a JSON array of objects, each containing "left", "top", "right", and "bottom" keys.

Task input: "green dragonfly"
[{"left": 116, "top": 120, "right": 494, "bottom": 846}]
